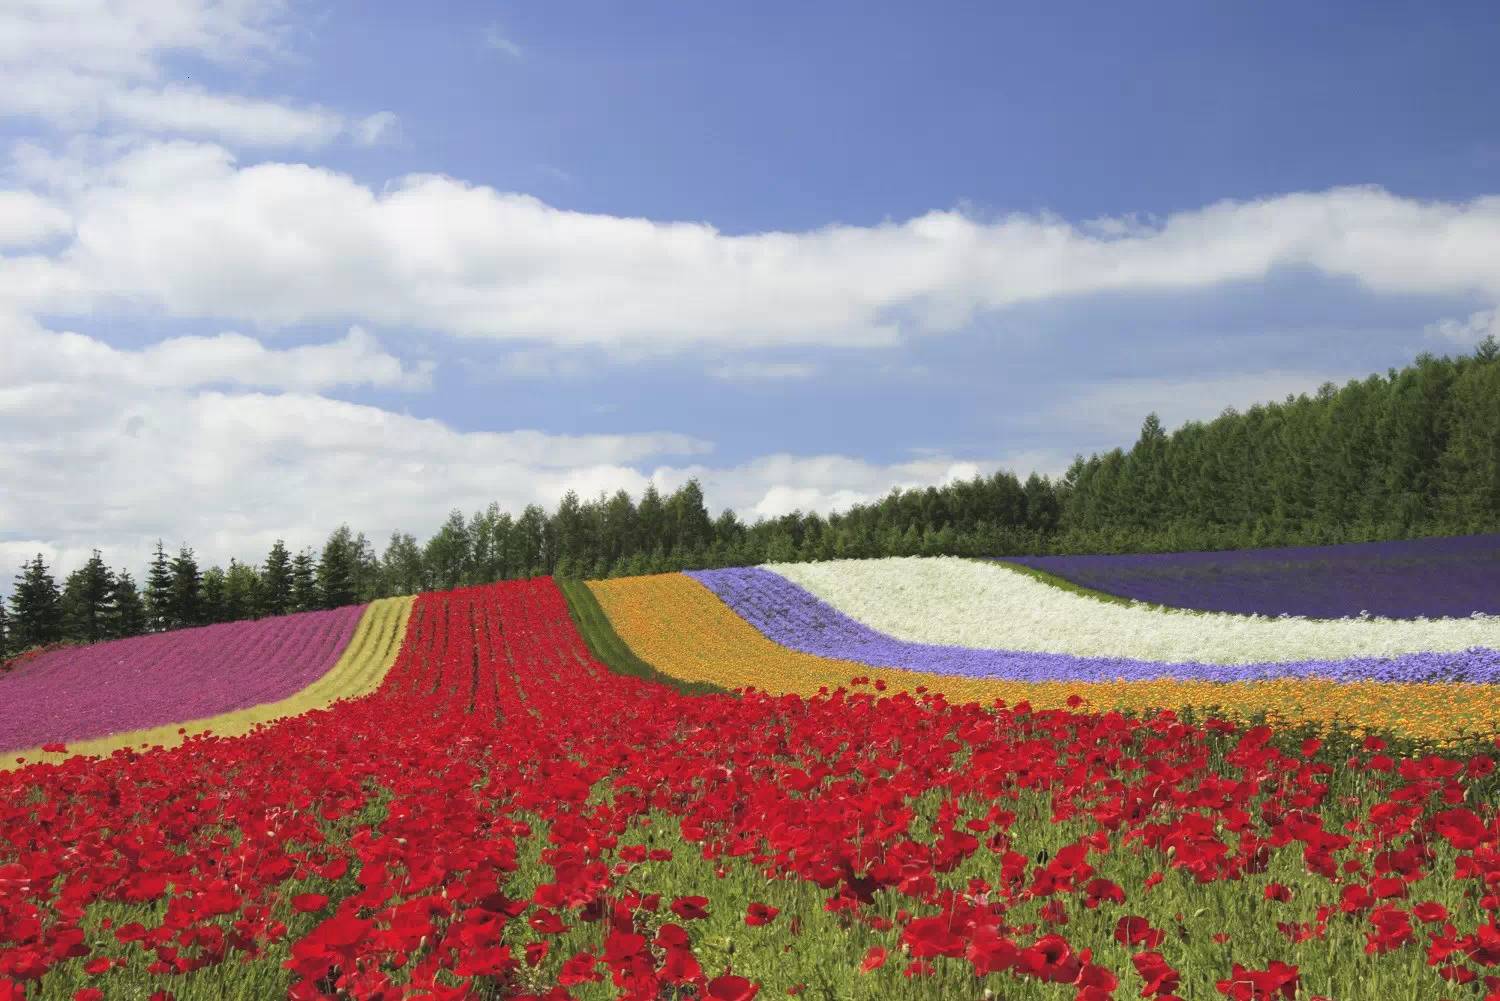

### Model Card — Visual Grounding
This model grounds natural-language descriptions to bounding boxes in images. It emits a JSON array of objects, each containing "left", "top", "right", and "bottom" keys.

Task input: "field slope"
[{"left": 2, "top": 598, "right": 413, "bottom": 766}]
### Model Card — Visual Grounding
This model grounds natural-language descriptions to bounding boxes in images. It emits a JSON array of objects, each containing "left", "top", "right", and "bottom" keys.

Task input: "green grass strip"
[
  {"left": 979, "top": 557, "right": 1210, "bottom": 614},
  {"left": 557, "top": 577, "right": 729, "bottom": 696}
]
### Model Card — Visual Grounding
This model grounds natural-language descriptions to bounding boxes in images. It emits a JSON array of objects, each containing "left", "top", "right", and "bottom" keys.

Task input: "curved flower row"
[
  {"left": 4, "top": 596, "right": 414, "bottom": 768},
  {"left": 591, "top": 573, "right": 1500, "bottom": 741},
  {"left": 1004, "top": 532, "right": 1500, "bottom": 619},
  {"left": 769, "top": 557, "right": 1500, "bottom": 665},
  {"left": 7, "top": 577, "right": 1500, "bottom": 999},
  {"left": 689, "top": 566, "right": 1500, "bottom": 683}
]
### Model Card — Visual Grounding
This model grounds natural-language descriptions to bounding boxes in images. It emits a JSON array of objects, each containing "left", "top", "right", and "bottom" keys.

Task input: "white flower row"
[{"left": 767, "top": 556, "right": 1500, "bottom": 665}]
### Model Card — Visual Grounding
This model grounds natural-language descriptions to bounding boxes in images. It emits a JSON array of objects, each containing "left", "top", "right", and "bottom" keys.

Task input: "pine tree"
[
  {"left": 144, "top": 540, "right": 174, "bottom": 632},
  {"left": 200, "top": 566, "right": 228, "bottom": 624},
  {"left": 61, "top": 549, "right": 117, "bottom": 644},
  {"left": 381, "top": 532, "right": 426, "bottom": 597},
  {"left": 317, "top": 525, "right": 359, "bottom": 608},
  {"left": 262, "top": 540, "right": 293, "bottom": 617},
  {"left": 9, "top": 554, "right": 64, "bottom": 649},
  {"left": 169, "top": 546, "right": 202, "bottom": 628},
  {"left": 423, "top": 511, "right": 471, "bottom": 591},
  {"left": 224, "top": 560, "right": 263, "bottom": 621},
  {"left": 351, "top": 532, "right": 381, "bottom": 601},
  {"left": 110, "top": 572, "right": 147, "bottom": 638},
  {"left": 290, "top": 549, "right": 318, "bottom": 612}
]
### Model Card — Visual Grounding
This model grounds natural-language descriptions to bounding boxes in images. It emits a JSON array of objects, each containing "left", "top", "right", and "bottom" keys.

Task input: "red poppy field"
[{"left": 5, "top": 578, "right": 1500, "bottom": 1001}]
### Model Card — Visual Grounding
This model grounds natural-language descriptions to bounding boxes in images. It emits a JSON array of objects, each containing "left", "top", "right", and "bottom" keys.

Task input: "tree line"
[{"left": 4, "top": 337, "right": 1497, "bottom": 659}]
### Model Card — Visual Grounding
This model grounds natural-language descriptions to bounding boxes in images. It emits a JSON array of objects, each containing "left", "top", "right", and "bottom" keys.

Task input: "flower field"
[
  {"left": 0, "top": 598, "right": 411, "bottom": 766},
  {"left": 1003, "top": 534, "right": 1500, "bottom": 619},
  {"left": 6, "top": 557, "right": 1500, "bottom": 999},
  {"left": 691, "top": 566, "right": 1500, "bottom": 683},
  {"left": 769, "top": 558, "right": 1500, "bottom": 666},
  {"left": 595, "top": 570, "right": 1500, "bottom": 741}
]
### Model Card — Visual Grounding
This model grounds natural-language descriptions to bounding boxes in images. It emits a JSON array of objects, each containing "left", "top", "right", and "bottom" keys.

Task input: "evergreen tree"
[
  {"left": 9, "top": 554, "right": 64, "bottom": 649},
  {"left": 351, "top": 532, "right": 382, "bottom": 601},
  {"left": 224, "top": 560, "right": 263, "bottom": 621},
  {"left": 61, "top": 549, "right": 116, "bottom": 643},
  {"left": 110, "top": 572, "right": 147, "bottom": 638},
  {"left": 381, "top": 532, "right": 426, "bottom": 597},
  {"left": 467, "top": 505, "right": 502, "bottom": 584},
  {"left": 637, "top": 485, "right": 666, "bottom": 555},
  {"left": 200, "top": 566, "right": 228, "bottom": 624},
  {"left": 666, "top": 480, "right": 714, "bottom": 554},
  {"left": 262, "top": 540, "right": 294, "bottom": 617},
  {"left": 290, "top": 549, "right": 319, "bottom": 612},
  {"left": 144, "top": 539, "right": 175, "bottom": 632},
  {"left": 423, "top": 510, "right": 471, "bottom": 591},
  {"left": 317, "top": 525, "right": 360, "bottom": 608},
  {"left": 169, "top": 546, "right": 203, "bottom": 628},
  {"left": 512, "top": 505, "right": 546, "bottom": 578}
]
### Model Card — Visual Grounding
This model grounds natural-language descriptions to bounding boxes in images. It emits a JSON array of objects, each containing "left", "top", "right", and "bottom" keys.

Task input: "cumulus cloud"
[
  {"left": 1, "top": 320, "right": 434, "bottom": 393},
  {"left": 1037, "top": 370, "right": 1355, "bottom": 437},
  {"left": 0, "top": 191, "right": 71, "bottom": 247},
  {"left": 0, "top": 316, "right": 1015, "bottom": 586},
  {"left": 650, "top": 453, "right": 1056, "bottom": 522},
  {"left": 105, "top": 85, "right": 346, "bottom": 147},
  {"left": 0, "top": 318, "right": 715, "bottom": 586},
  {"left": 12, "top": 142, "right": 1500, "bottom": 350},
  {"left": 1425, "top": 308, "right": 1499, "bottom": 346},
  {"left": 0, "top": 1, "right": 384, "bottom": 147}
]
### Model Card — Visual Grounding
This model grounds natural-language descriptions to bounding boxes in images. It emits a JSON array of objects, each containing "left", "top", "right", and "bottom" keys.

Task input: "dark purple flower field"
[{"left": 1002, "top": 533, "right": 1500, "bottom": 619}]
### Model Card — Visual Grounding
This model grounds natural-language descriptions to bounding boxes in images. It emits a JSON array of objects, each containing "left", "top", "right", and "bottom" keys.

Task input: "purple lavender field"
[
  {"left": 688, "top": 566, "right": 1500, "bottom": 684},
  {"left": 1001, "top": 533, "right": 1500, "bottom": 619},
  {"left": 0, "top": 604, "right": 364, "bottom": 752}
]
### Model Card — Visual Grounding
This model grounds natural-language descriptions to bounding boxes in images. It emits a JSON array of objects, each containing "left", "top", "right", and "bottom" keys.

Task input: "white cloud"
[
  {"left": 353, "top": 111, "right": 399, "bottom": 146},
  {"left": 484, "top": 23, "right": 523, "bottom": 58},
  {"left": 0, "top": 315, "right": 1027, "bottom": 587},
  {"left": 0, "top": 1, "right": 379, "bottom": 148},
  {"left": 0, "top": 191, "right": 71, "bottom": 247},
  {"left": 649, "top": 453, "right": 1056, "bottom": 522},
  {"left": 1425, "top": 308, "right": 1499, "bottom": 346},
  {"left": 0, "top": 317, "right": 715, "bottom": 587},
  {"left": 1, "top": 320, "right": 434, "bottom": 393},
  {"left": 105, "top": 84, "right": 346, "bottom": 147},
  {"left": 707, "top": 361, "right": 819, "bottom": 381},
  {"left": 14, "top": 145, "right": 1500, "bottom": 351},
  {"left": 1041, "top": 370, "right": 1353, "bottom": 437}
]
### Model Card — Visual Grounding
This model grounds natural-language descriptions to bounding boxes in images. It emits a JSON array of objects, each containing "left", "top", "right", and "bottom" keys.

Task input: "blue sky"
[{"left": 2, "top": 0, "right": 1499, "bottom": 580}]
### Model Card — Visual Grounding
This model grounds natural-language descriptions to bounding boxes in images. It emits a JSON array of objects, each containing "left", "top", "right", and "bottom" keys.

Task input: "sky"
[{"left": 3, "top": 0, "right": 1500, "bottom": 584}]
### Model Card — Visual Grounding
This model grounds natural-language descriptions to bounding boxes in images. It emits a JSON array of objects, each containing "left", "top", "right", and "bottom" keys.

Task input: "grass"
[
  {"left": 556, "top": 577, "right": 728, "bottom": 697},
  {"left": 980, "top": 557, "right": 1214, "bottom": 614}
]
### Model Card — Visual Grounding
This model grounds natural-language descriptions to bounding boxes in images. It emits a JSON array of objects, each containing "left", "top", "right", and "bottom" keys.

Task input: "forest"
[{"left": 4, "top": 337, "right": 1497, "bottom": 657}]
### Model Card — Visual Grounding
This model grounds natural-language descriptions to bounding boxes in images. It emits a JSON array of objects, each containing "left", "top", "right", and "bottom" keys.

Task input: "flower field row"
[
  {"left": 7, "top": 576, "right": 1500, "bottom": 999},
  {"left": 771, "top": 557, "right": 1500, "bottom": 664},
  {"left": 595, "top": 572, "right": 1500, "bottom": 741},
  {"left": 0, "top": 603, "right": 369, "bottom": 755},
  {"left": 690, "top": 566, "right": 1500, "bottom": 683},
  {"left": 1005, "top": 533, "right": 1500, "bottom": 619},
  {"left": 5, "top": 596, "right": 415, "bottom": 769}
]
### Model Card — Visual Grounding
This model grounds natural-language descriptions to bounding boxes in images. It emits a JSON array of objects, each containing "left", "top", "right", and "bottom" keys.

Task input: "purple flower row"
[
  {"left": 687, "top": 567, "right": 1500, "bottom": 685},
  {"left": 1002, "top": 533, "right": 1500, "bottom": 620},
  {"left": 0, "top": 604, "right": 365, "bottom": 753}
]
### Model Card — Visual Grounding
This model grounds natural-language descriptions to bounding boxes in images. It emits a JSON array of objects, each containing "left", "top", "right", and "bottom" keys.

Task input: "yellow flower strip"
[
  {"left": 588, "top": 573, "right": 1500, "bottom": 742},
  {"left": 5, "top": 596, "right": 415, "bottom": 769}
]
